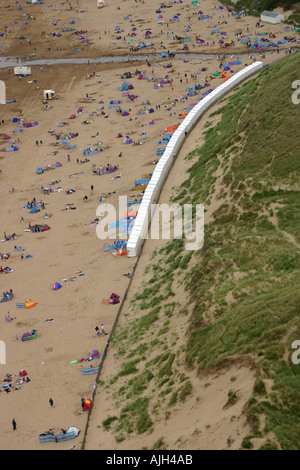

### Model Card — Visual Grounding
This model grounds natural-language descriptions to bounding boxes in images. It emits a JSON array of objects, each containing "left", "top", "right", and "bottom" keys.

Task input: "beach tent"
[
  {"left": 109, "top": 293, "right": 120, "bottom": 304},
  {"left": 52, "top": 282, "right": 62, "bottom": 290},
  {"left": 91, "top": 349, "right": 100, "bottom": 359},
  {"left": 42, "top": 224, "right": 50, "bottom": 231},
  {"left": 123, "top": 136, "right": 133, "bottom": 144},
  {"left": 83, "top": 398, "right": 91, "bottom": 411},
  {"left": 21, "top": 329, "right": 37, "bottom": 342},
  {"left": 164, "top": 125, "right": 178, "bottom": 135},
  {"left": 25, "top": 121, "right": 38, "bottom": 127},
  {"left": 25, "top": 301, "right": 37, "bottom": 309},
  {"left": 43, "top": 90, "right": 55, "bottom": 100},
  {"left": 67, "top": 427, "right": 80, "bottom": 437},
  {"left": 30, "top": 206, "right": 40, "bottom": 214},
  {"left": 55, "top": 161, "right": 62, "bottom": 167},
  {"left": 20, "top": 369, "right": 27, "bottom": 377},
  {"left": 121, "top": 111, "right": 130, "bottom": 116}
]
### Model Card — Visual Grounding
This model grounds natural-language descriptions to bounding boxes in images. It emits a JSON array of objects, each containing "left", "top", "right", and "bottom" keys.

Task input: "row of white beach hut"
[{"left": 126, "top": 61, "right": 266, "bottom": 258}]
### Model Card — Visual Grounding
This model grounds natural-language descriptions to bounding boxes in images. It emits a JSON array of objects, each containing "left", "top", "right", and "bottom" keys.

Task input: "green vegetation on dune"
[
  {"left": 102, "top": 52, "right": 300, "bottom": 449},
  {"left": 174, "top": 51, "right": 300, "bottom": 449},
  {"left": 222, "top": 0, "right": 300, "bottom": 25}
]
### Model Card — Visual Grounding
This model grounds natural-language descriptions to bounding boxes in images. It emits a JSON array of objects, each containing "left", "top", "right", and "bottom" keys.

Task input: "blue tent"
[{"left": 52, "top": 282, "right": 62, "bottom": 290}]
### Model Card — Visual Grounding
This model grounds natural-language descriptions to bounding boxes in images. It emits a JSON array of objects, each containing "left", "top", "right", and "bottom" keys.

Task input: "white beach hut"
[{"left": 260, "top": 11, "right": 285, "bottom": 24}]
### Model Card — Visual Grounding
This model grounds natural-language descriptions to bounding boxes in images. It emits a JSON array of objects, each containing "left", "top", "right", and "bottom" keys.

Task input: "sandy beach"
[{"left": 0, "top": 0, "right": 298, "bottom": 451}]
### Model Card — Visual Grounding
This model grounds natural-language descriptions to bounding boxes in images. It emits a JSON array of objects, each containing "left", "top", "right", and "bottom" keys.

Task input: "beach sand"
[{"left": 0, "top": 0, "right": 297, "bottom": 450}]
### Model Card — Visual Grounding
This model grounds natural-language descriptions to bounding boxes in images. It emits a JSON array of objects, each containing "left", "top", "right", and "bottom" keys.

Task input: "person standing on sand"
[
  {"left": 81, "top": 398, "right": 85, "bottom": 412},
  {"left": 12, "top": 419, "right": 17, "bottom": 430},
  {"left": 49, "top": 398, "right": 54, "bottom": 407}
]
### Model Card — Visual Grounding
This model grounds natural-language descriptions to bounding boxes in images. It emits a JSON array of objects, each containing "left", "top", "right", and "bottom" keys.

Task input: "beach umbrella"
[{"left": 30, "top": 206, "right": 39, "bottom": 214}]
